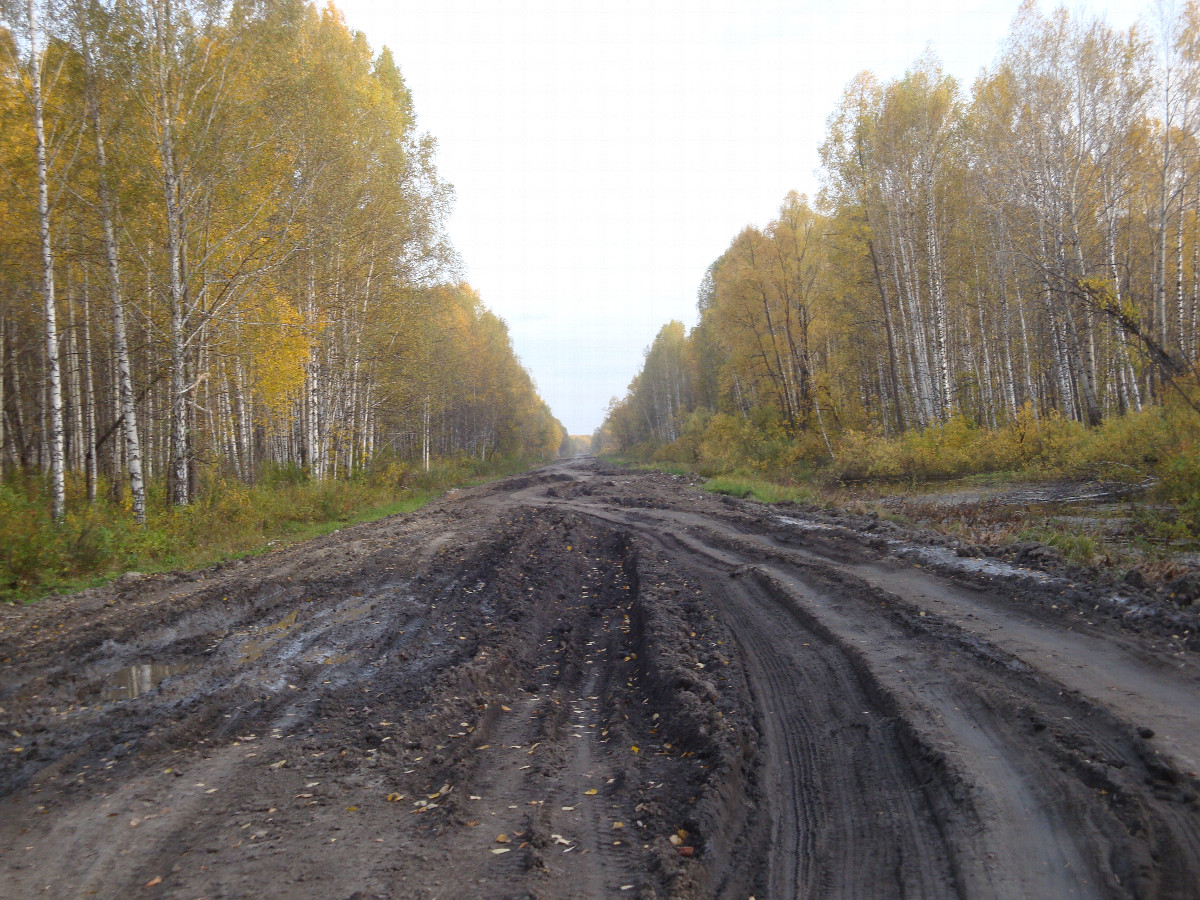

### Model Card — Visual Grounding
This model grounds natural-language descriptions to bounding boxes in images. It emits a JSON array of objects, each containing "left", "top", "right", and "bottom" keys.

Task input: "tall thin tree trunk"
[
  {"left": 81, "top": 272, "right": 97, "bottom": 502},
  {"left": 152, "top": 0, "right": 190, "bottom": 505},
  {"left": 0, "top": 315, "right": 6, "bottom": 478},
  {"left": 1177, "top": 205, "right": 1187, "bottom": 359},
  {"left": 29, "top": 0, "right": 66, "bottom": 521},
  {"left": 66, "top": 274, "right": 83, "bottom": 473},
  {"left": 81, "top": 22, "right": 146, "bottom": 521},
  {"left": 422, "top": 396, "right": 431, "bottom": 473},
  {"left": 866, "top": 235, "right": 905, "bottom": 433}
]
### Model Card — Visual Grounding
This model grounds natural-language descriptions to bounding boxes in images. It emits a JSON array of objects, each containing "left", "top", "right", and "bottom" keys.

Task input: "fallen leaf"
[
  {"left": 669, "top": 834, "right": 682, "bottom": 846},
  {"left": 584, "top": 788, "right": 598, "bottom": 796},
  {"left": 269, "top": 759, "right": 287, "bottom": 769},
  {"left": 678, "top": 846, "right": 694, "bottom": 858},
  {"left": 386, "top": 793, "right": 404, "bottom": 802},
  {"left": 491, "top": 848, "right": 511, "bottom": 855},
  {"left": 612, "top": 821, "right": 624, "bottom": 828},
  {"left": 631, "top": 746, "right": 639, "bottom": 754},
  {"left": 496, "top": 834, "right": 511, "bottom": 843},
  {"left": 145, "top": 876, "right": 162, "bottom": 887},
  {"left": 501, "top": 705, "right": 512, "bottom": 712}
]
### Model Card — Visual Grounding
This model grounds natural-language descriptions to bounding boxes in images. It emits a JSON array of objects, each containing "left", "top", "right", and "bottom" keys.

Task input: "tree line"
[
  {"left": 599, "top": 1, "right": 1200, "bottom": 460},
  {"left": 0, "top": 0, "right": 564, "bottom": 523}
]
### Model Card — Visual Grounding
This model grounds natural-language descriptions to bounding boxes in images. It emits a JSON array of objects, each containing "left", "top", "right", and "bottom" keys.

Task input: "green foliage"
[
  {"left": 1017, "top": 526, "right": 1100, "bottom": 566},
  {"left": 0, "top": 481, "right": 63, "bottom": 591},
  {"left": 1159, "top": 439, "right": 1200, "bottom": 538},
  {"left": 703, "top": 475, "right": 816, "bottom": 504},
  {"left": 0, "top": 455, "right": 539, "bottom": 603}
]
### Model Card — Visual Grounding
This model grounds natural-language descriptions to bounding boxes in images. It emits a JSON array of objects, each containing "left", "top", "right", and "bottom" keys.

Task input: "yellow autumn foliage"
[{"left": 243, "top": 297, "right": 314, "bottom": 421}]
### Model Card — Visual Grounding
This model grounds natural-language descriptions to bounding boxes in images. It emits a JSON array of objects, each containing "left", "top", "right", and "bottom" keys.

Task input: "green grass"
[
  {"left": 1017, "top": 525, "right": 1102, "bottom": 566},
  {"left": 702, "top": 475, "right": 816, "bottom": 504},
  {"left": 603, "top": 456, "right": 818, "bottom": 506},
  {"left": 0, "top": 456, "right": 543, "bottom": 604}
]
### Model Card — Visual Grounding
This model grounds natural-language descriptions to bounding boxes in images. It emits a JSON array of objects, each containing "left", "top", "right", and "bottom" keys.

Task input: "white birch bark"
[
  {"left": 81, "top": 273, "right": 97, "bottom": 502},
  {"left": 28, "top": 0, "right": 66, "bottom": 521},
  {"left": 80, "top": 15, "right": 146, "bottom": 522},
  {"left": 149, "top": 0, "right": 190, "bottom": 505}
]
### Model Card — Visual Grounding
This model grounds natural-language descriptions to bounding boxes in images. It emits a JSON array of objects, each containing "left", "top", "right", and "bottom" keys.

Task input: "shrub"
[
  {"left": 0, "top": 482, "right": 62, "bottom": 591},
  {"left": 1159, "top": 438, "right": 1200, "bottom": 539}
]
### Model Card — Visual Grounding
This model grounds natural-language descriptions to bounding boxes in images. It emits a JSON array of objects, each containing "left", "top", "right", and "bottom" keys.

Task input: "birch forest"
[
  {"left": 600, "top": 2, "right": 1200, "bottom": 467},
  {"left": 0, "top": 0, "right": 564, "bottom": 524}
]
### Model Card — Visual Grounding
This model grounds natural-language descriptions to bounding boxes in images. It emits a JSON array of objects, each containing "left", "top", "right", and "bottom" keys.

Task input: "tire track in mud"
[
  {"left": 637, "top": 532, "right": 959, "bottom": 899},
  {"left": 589, "top": 515, "right": 1123, "bottom": 897},
  {"left": 535, "top": 464, "right": 1200, "bottom": 899}
]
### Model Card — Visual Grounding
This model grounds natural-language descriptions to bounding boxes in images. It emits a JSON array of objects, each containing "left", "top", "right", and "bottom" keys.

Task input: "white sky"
[{"left": 334, "top": 0, "right": 1149, "bottom": 435}]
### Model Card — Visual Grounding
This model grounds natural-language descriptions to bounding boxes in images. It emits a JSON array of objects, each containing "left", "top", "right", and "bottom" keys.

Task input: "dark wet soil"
[{"left": 1, "top": 459, "right": 1199, "bottom": 899}]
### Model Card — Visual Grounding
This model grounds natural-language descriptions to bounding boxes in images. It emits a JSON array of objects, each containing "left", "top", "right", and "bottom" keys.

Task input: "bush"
[
  {"left": 1159, "top": 439, "right": 1200, "bottom": 538},
  {"left": 0, "top": 481, "right": 63, "bottom": 591}
]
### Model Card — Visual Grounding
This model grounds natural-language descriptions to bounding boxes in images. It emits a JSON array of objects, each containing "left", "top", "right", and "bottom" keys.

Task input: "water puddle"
[
  {"left": 777, "top": 516, "right": 848, "bottom": 533},
  {"left": 888, "top": 543, "right": 1052, "bottom": 583},
  {"left": 98, "top": 663, "right": 187, "bottom": 701}
]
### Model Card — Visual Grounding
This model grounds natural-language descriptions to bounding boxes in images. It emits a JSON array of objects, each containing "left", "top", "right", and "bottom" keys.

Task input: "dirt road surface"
[{"left": 2, "top": 459, "right": 1199, "bottom": 899}]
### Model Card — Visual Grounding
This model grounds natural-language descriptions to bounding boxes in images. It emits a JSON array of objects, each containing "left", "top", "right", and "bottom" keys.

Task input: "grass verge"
[
  {"left": 1, "top": 456, "right": 541, "bottom": 604},
  {"left": 607, "top": 457, "right": 817, "bottom": 505}
]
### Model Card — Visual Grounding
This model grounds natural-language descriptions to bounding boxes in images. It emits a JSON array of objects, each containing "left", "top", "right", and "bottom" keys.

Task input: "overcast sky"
[{"left": 334, "top": 0, "right": 1148, "bottom": 435}]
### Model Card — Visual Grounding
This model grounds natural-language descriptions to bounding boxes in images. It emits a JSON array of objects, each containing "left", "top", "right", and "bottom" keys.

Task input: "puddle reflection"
[{"left": 100, "top": 663, "right": 185, "bottom": 701}]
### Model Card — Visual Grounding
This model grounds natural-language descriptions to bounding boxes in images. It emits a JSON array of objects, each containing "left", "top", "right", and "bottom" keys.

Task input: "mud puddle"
[
  {"left": 880, "top": 477, "right": 1158, "bottom": 508},
  {"left": 888, "top": 542, "right": 1053, "bottom": 582},
  {"left": 89, "top": 661, "right": 189, "bottom": 702},
  {"left": 778, "top": 514, "right": 1053, "bottom": 582}
]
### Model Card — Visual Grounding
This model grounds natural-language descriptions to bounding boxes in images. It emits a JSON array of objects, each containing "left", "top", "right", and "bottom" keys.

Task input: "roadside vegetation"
[
  {"left": 1, "top": 0, "right": 569, "bottom": 603},
  {"left": 0, "top": 454, "right": 540, "bottom": 603},
  {"left": 606, "top": 395, "right": 1200, "bottom": 569},
  {"left": 1, "top": 0, "right": 565, "bottom": 536},
  {"left": 598, "top": 2, "right": 1200, "bottom": 568}
]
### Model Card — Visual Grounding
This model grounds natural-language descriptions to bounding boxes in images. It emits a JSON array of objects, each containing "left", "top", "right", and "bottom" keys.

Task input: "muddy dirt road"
[{"left": 2, "top": 459, "right": 1199, "bottom": 899}]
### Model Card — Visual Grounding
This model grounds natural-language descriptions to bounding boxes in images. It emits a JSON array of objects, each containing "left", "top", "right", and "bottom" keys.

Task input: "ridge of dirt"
[{"left": 2, "top": 458, "right": 1199, "bottom": 898}]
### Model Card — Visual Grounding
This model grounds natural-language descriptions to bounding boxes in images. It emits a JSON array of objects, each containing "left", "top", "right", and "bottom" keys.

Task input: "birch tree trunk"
[
  {"left": 0, "top": 315, "right": 6, "bottom": 478},
  {"left": 80, "top": 12, "right": 146, "bottom": 522},
  {"left": 81, "top": 273, "right": 97, "bottom": 502},
  {"left": 149, "top": 0, "right": 191, "bottom": 505},
  {"left": 28, "top": 0, "right": 66, "bottom": 521}
]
